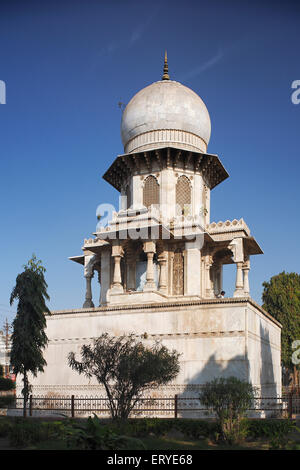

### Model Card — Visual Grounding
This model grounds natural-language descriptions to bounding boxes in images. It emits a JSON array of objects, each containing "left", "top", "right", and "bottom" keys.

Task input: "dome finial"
[{"left": 162, "top": 50, "right": 170, "bottom": 80}]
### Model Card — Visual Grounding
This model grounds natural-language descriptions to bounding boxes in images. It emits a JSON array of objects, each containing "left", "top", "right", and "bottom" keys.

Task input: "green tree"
[
  {"left": 10, "top": 255, "right": 50, "bottom": 416},
  {"left": 199, "top": 377, "right": 257, "bottom": 444},
  {"left": 262, "top": 272, "right": 300, "bottom": 388},
  {"left": 68, "top": 333, "right": 180, "bottom": 420}
]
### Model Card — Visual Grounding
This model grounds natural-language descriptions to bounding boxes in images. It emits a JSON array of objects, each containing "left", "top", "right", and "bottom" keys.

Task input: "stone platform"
[{"left": 27, "top": 297, "right": 281, "bottom": 401}]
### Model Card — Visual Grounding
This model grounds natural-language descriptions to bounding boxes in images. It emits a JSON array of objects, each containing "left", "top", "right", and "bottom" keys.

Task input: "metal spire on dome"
[{"left": 162, "top": 50, "right": 170, "bottom": 80}]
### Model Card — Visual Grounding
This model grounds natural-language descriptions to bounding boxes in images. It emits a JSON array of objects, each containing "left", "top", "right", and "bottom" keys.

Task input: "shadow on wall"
[
  {"left": 177, "top": 353, "right": 252, "bottom": 418},
  {"left": 182, "top": 352, "right": 250, "bottom": 396},
  {"left": 259, "top": 322, "right": 276, "bottom": 397}
]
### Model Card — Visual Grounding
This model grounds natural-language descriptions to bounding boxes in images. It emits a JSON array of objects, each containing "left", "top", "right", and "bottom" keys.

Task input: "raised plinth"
[{"left": 27, "top": 298, "right": 282, "bottom": 403}]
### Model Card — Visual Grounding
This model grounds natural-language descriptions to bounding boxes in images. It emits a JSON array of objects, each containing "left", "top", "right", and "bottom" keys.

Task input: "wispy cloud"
[
  {"left": 178, "top": 48, "right": 224, "bottom": 82},
  {"left": 96, "top": 6, "right": 161, "bottom": 59},
  {"left": 129, "top": 7, "right": 161, "bottom": 47}
]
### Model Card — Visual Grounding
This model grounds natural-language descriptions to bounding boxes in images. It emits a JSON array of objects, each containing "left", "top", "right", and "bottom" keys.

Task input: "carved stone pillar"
[
  {"left": 243, "top": 258, "right": 250, "bottom": 297},
  {"left": 83, "top": 255, "right": 95, "bottom": 308},
  {"left": 143, "top": 241, "right": 156, "bottom": 291},
  {"left": 111, "top": 243, "right": 124, "bottom": 293},
  {"left": 205, "top": 255, "right": 214, "bottom": 298},
  {"left": 83, "top": 275, "right": 94, "bottom": 308},
  {"left": 213, "top": 262, "right": 222, "bottom": 297},
  {"left": 158, "top": 253, "right": 167, "bottom": 294},
  {"left": 234, "top": 262, "right": 244, "bottom": 297}
]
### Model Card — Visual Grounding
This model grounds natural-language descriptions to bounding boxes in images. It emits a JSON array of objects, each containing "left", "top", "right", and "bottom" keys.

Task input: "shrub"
[
  {"left": 0, "top": 395, "right": 15, "bottom": 408},
  {"left": 0, "top": 418, "right": 12, "bottom": 437},
  {"left": 199, "top": 377, "right": 257, "bottom": 444},
  {"left": 244, "top": 419, "right": 295, "bottom": 439},
  {"left": 63, "top": 414, "right": 145, "bottom": 450},
  {"left": 0, "top": 377, "right": 15, "bottom": 391},
  {"left": 8, "top": 419, "right": 66, "bottom": 447}
]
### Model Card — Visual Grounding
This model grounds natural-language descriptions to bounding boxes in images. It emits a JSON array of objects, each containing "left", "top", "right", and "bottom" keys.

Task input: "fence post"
[
  {"left": 174, "top": 394, "right": 178, "bottom": 419},
  {"left": 71, "top": 395, "right": 75, "bottom": 418},
  {"left": 29, "top": 395, "right": 33, "bottom": 417}
]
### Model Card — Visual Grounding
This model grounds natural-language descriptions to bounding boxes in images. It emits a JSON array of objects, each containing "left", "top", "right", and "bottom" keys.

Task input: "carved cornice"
[
  {"left": 103, "top": 147, "right": 229, "bottom": 192},
  {"left": 49, "top": 298, "right": 282, "bottom": 328},
  {"left": 207, "top": 218, "right": 251, "bottom": 236}
]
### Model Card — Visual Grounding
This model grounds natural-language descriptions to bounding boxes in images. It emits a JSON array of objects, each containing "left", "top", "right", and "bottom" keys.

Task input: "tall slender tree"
[
  {"left": 10, "top": 255, "right": 50, "bottom": 416},
  {"left": 262, "top": 271, "right": 300, "bottom": 389}
]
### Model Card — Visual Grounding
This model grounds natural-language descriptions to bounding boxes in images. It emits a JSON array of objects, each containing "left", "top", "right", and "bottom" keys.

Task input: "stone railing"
[{"left": 206, "top": 218, "right": 250, "bottom": 236}]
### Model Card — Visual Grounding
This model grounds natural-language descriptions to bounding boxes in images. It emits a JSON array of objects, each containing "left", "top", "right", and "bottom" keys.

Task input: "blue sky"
[{"left": 0, "top": 0, "right": 299, "bottom": 324}]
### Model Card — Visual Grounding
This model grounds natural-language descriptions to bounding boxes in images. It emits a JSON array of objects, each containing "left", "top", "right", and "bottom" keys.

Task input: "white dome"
[{"left": 121, "top": 80, "right": 211, "bottom": 154}]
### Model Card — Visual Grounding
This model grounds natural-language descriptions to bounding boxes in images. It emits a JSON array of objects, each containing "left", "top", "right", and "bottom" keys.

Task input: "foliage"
[
  {"left": 68, "top": 333, "right": 180, "bottom": 420},
  {"left": 63, "top": 414, "right": 145, "bottom": 450},
  {"left": 199, "top": 377, "right": 257, "bottom": 444},
  {"left": 0, "top": 376, "right": 15, "bottom": 391},
  {"left": 9, "top": 254, "right": 50, "bottom": 417},
  {"left": 109, "top": 418, "right": 218, "bottom": 440},
  {"left": 0, "top": 359, "right": 16, "bottom": 410},
  {"left": 7, "top": 419, "right": 65, "bottom": 447},
  {"left": 0, "top": 418, "right": 13, "bottom": 437},
  {"left": 1, "top": 416, "right": 299, "bottom": 450},
  {"left": 0, "top": 395, "right": 15, "bottom": 408},
  {"left": 262, "top": 271, "right": 300, "bottom": 386},
  {"left": 244, "top": 418, "right": 295, "bottom": 439}
]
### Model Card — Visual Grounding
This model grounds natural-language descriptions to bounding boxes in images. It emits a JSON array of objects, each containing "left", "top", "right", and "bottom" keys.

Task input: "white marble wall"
[{"left": 27, "top": 300, "right": 281, "bottom": 399}]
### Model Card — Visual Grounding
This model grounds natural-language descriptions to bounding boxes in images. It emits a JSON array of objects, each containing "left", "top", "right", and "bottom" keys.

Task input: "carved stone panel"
[{"left": 173, "top": 249, "right": 184, "bottom": 295}]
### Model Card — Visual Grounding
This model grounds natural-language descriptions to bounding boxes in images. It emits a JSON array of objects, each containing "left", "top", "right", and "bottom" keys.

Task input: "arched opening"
[
  {"left": 176, "top": 175, "right": 191, "bottom": 215},
  {"left": 212, "top": 248, "right": 234, "bottom": 298},
  {"left": 143, "top": 175, "right": 159, "bottom": 209}
]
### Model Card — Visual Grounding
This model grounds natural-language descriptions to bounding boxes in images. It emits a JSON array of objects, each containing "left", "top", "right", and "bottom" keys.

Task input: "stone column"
[
  {"left": 234, "top": 262, "right": 244, "bottom": 297},
  {"left": 111, "top": 243, "right": 124, "bottom": 294},
  {"left": 205, "top": 255, "right": 214, "bottom": 298},
  {"left": 143, "top": 241, "right": 156, "bottom": 291},
  {"left": 83, "top": 275, "right": 94, "bottom": 308},
  {"left": 185, "top": 240, "right": 201, "bottom": 297},
  {"left": 213, "top": 263, "right": 222, "bottom": 297},
  {"left": 243, "top": 258, "right": 250, "bottom": 297},
  {"left": 158, "top": 254, "right": 167, "bottom": 294},
  {"left": 83, "top": 255, "right": 95, "bottom": 308}
]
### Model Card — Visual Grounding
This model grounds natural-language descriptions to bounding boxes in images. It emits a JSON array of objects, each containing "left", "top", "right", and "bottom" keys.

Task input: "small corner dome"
[{"left": 121, "top": 79, "right": 211, "bottom": 154}]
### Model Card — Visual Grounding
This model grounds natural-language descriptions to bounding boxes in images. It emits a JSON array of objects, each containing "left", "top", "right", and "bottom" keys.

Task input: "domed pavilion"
[{"left": 30, "top": 54, "right": 282, "bottom": 410}]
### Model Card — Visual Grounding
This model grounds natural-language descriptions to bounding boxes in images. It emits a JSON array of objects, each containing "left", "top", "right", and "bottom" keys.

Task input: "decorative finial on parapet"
[{"left": 162, "top": 50, "right": 170, "bottom": 80}]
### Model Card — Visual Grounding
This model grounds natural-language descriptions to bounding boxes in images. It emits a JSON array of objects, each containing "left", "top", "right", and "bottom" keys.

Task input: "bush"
[
  {"left": 0, "top": 418, "right": 12, "bottom": 437},
  {"left": 199, "top": 377, "right": 257, "bottom": 444},
  {"left": 8, "top": 419, "right": 66, "bottom": 447},
  {"left": 63, "top": 415, "right": 145, "bottom": 450},
  {"left": 0, "top": 377, "right": 15, "bottom": 391},
  {"left": 0, "top": 395, "right": 15, "bottom": 408},
  {"left": 244, "top": 419, "right": 295, "bottom": 439},
  {"left": 103, "top": 418, "right": 219, "bottom": 441}
]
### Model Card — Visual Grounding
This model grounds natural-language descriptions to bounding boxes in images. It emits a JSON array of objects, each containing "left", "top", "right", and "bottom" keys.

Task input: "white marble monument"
[{"left": 29, "top": 53, "right": 282, "bottom": 404}]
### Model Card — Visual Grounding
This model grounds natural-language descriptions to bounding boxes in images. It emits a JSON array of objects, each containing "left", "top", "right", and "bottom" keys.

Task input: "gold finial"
[{"left": 162, "top": 50, "right": 170, "bottom": 80}]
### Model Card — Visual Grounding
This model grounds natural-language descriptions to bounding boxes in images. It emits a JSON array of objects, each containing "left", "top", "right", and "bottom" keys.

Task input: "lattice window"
[
  {"left": 176, "top": 175, "right": 191, "bottom": 215},
  {"left": 143, "top": 175, "right": 159, "bottom": 209},
  {"left": 173, "top": 249, "right": 184, "bottom": 295}
]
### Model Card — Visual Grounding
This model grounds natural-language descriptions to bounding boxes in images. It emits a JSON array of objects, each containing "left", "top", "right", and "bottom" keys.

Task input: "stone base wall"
[{"left": 24, "top": 298, "right": 281, "bottom": 404}]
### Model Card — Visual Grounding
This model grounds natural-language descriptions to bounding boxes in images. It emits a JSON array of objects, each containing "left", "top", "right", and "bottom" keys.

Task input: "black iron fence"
[{"left": 8, "top": 394, "right": 300, "bottom": 419}]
